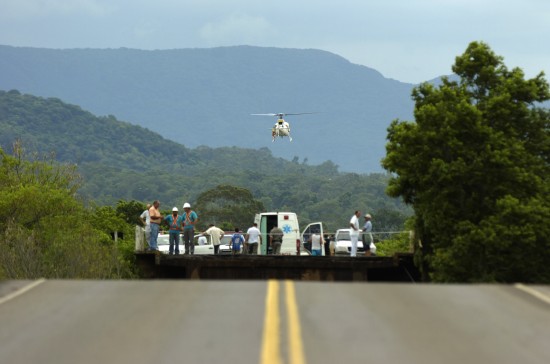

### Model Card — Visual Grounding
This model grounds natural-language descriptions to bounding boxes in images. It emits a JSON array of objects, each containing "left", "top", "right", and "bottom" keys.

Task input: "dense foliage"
[
  {"left": 383, "top": 42, "right": 550, "bottom": 282},
  {"left": 195, "top": 184, "right": 265, "bottom": 231},
  {"left": 0, "top": 143, "right": 136, "bottom": 279},
  {"left": 0, "top": 90, "right": 411, "bottom": 233}
]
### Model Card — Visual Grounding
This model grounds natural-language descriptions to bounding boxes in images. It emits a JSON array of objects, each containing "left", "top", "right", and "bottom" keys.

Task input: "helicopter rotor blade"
[
  {"left": 251, "top": 112, "right": 319, "bottom": 118},
  {"left": 283, "top": 112, "right": 319, "bottom": 116}
]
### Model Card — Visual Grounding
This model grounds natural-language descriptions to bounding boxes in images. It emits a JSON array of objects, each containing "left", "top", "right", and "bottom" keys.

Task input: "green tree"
[
  {"left": 0, "top": 142, "right": 134, "bottom": 279},
  {"left": 115, "top": 199, "right": 147, "bottom": 226},
  {"left": 195, "top": 184, "right": 264, "bottom": 230},
  {"left": 382, "top": 41, "right": 550, "bottom": 283}
]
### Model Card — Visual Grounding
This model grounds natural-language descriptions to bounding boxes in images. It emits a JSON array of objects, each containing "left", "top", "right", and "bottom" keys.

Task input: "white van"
[{"left": 254, "top": 212, "right": 323, "bottom": 255}]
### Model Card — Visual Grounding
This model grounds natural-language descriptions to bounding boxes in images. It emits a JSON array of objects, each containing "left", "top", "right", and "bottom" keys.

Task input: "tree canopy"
[
  {"left": 195, "top": 184, "right": 265, "bottom": 231},
  {"left": 0, "top": 142, "right": 135, "bottom": 279},
  {"left": 382, "top": 41, "right": 550, "bottom": 283}
]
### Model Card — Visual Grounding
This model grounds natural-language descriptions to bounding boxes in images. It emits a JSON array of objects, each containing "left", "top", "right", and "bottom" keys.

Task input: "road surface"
[{"left": 1, "top": 280, "right": 549, "bottom": 364}]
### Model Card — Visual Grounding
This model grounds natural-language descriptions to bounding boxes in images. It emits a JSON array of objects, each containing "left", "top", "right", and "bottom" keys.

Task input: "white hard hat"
[
  {"left": 183, "top": 202, "right": 191, "bottom": 209},
  {"left": 172, "top": 207, "right": 178, "bottom": 212}
]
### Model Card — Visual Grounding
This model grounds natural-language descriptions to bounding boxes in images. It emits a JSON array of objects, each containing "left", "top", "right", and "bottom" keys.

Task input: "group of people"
[
  {"left": 140, "top": 200, "right": 198, "bottom": 255},
  {"left": 140, "top": 202, "right": 374, "bottom": 257},
  {"left": 349, "top": 210, "right": 374, "bottom": 257},
  {"left": 139, "top": 202, "right": 269, "bottom": 255}
]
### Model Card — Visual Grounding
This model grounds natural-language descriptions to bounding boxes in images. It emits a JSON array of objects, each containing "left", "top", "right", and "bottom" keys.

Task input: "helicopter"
[{"left": 251, "top": 112, "right": 317, "bottom": 142}]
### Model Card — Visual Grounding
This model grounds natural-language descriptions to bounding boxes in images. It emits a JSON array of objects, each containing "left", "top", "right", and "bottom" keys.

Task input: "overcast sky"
[{"left": 1, "top": 0, "right": 548, "bottom": 83}]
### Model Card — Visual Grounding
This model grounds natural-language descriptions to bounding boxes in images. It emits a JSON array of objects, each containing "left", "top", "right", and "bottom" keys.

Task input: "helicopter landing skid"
[{"left": 272, "top": 136, "right": 293, "bottom": 142}]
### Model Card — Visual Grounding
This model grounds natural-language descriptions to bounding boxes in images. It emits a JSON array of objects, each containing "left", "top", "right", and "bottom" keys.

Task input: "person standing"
[
  {"left": 324, "top": 234, "right": 332, "bottom": 256},
  {"left": 164, "top": 207, "right": 184, "bottom": 255},
  {"left": 363, "top": 214, "right": 374, "bottom": 256},
  {"left": 246, "top": 222, "right": 262, "bottom": 255},
  {"left": 309, "top": 230, "right": 324, "bottom": 256},
  {"left": 230, "top": 228, "right": 245, "bottom": 255},
  {"left": 269, "top": 225, "right": 284, "bottom": 255},
  {"left": 139, "top": 203, "right": 151, "bottom": 248},
  {"left": 349, "top": 210, "right": 361, "bottom": 257},
  {"left": 148, "top": 200, "right": 162, "bottom": 251},
  {"left": 204, "top": 223, "right": 225, "bottom": 255},
  {"left": 182, "top": 202, "right": 198, "bottom": 255},
  {"left": 198, "top": 235, "right": 207, "bottom": 246}
]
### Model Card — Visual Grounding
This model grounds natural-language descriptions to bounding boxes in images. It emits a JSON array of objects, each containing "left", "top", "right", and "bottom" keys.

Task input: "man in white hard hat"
[
  {"left": 164, "top": 207, "right": 184, "bottom": 254},
  {"left": 182, "top": 202, "right": 198, "bottom": 254}
]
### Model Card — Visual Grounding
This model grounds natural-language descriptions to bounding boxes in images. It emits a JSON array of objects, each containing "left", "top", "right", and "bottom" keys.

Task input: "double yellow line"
[{"left": 260, "top": 280, "right": 306, "bottom": 364}]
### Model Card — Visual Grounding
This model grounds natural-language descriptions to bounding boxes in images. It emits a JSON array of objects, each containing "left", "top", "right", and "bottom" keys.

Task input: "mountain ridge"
[{"left": 0, "top": 44, "right": 416, "bottom": 172}]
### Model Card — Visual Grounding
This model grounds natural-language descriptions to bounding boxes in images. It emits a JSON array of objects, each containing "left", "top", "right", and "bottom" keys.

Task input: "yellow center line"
[
  {"left": 260, "top": 280, "right": 282, "bottom": 364},
  {"left": 285, "top": 280, "right": 306, "bottom": 364},
  {"left": 260, "top": 280, "right": 307, "bottom": 364}
]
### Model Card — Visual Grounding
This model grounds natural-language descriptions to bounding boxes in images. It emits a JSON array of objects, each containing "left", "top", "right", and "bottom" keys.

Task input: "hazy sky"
[{"left": 1, "top": 0, "right": 549, "bottom": 83}]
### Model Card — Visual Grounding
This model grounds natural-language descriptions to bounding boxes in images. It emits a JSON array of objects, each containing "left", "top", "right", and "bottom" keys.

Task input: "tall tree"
[
  {"left": 195, "top": 184, "right": 264, "bottom": 231},
  {"left": 382, "top": 41, "right": 550, "bottom": 282}
]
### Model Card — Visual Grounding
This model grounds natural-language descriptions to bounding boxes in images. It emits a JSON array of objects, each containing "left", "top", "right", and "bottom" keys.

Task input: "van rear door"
[{"left": 301, "top": 222, "right": 324, "bottom": 255}]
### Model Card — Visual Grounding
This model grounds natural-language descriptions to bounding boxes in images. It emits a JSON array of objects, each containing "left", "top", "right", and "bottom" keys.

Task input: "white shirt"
[
  {"left": 350, "top": 214, "right": 360, "bottom": 235},
  {"left": 205, "top": 226, "right": 225, "bottom": 245},
  {"left": 247, "top": 226, "right": 261, "bottom": 243},
  {"left": 311, "top": 233, "right": 323, "bottom": 250},
  {"left": 140, "top": 209, "right": 150, "bottom": 230},
  {"left": 198, "top": 236, "right": 207, "bottom": 245}
]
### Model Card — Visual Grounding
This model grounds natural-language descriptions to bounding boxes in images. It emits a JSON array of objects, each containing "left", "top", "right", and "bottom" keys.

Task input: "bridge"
[{"left": 135, "top": 252, "right": 420, "bottom": 281}]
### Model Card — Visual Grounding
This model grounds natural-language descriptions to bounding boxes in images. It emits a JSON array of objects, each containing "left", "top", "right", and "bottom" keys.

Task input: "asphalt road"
[{"left": 1, "top": 280, "right": 549, "bottom": 364}]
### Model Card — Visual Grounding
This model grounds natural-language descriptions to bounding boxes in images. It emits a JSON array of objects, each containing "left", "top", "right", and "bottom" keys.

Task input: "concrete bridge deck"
[{"left": 135, "top": 253, "right": 420, "bottom": 281}]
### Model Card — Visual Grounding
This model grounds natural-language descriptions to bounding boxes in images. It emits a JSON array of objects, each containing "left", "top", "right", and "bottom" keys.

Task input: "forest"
[{"left": 0, "top": 89, "right": 411, "bottom": 232}]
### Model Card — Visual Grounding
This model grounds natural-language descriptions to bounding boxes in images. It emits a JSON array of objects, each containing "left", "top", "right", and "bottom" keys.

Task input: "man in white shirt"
[
  {"left": 139, "top": 203, "right": 151, "bottom": 247},
  {"left": 349, "top": 210, "right": 361, "bottom": 257},
  {"left": 204, "top": 224, "right": 225, "bottom": 255},
  {"left": 245, "top": 223, "right": 262, "bottom": 255}
]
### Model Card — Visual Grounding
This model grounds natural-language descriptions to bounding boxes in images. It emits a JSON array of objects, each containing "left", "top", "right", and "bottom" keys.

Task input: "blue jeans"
[
  {"left": 149, "top": 223, "right": 159, "bottom": 250},
  {"left": 169, "top": 232, "right": 180, "bottom": 254}
]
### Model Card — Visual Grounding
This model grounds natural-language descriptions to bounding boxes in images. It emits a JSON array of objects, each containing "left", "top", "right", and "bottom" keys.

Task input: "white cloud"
[
  {"left": 199, "top": 13, "right": 275, "bottom": 45},
  {"left": 0, "top": 0, "right": 113, "bottom": 20},
  {"left": 0, "top": 0, "right": 548, "bottom": 83}
]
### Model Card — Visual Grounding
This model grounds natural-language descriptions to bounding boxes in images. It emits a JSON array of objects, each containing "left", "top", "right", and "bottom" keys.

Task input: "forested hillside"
[
  {"left": 0, "top": 45, "right": 415, "bottom": 172},
  {"left": 0, "top": 90, "right": 411, "bottom": 231}
]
